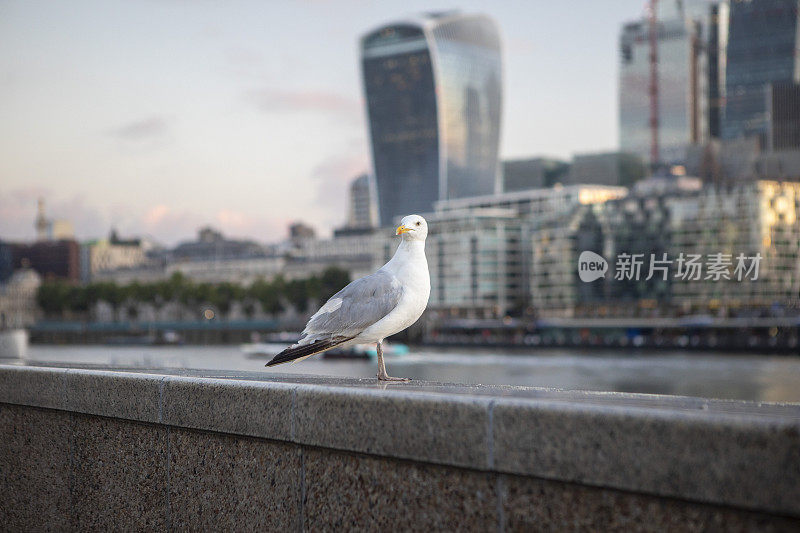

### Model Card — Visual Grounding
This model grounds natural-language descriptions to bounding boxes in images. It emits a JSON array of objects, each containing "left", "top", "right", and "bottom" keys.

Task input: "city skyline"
[{"left": 3, "top": 0, "right": 653, "bottom": 244}]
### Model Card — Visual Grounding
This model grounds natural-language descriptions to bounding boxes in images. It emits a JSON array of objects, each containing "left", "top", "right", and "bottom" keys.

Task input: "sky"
[{"left": 0, "top": 0, "right": 649, "bottom": 245}]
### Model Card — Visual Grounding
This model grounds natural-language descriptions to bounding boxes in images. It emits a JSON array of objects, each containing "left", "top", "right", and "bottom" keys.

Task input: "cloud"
[
  {"left": 109, "top": 116, "right": 168, "bottom": 141},
  {"left": 140, "top": 204, "right": 205, "bottom": 244},
  {"left": 141, "top": 204, "right": 289, "bottom": 245},
  {"left": 246, "top": 88, "right": 358, "bottom": 115},
  {"left": 215, "top": 209, "right": 292, "bottom": 241},
  {"left": 216, "top": 208, "right": 251, "bottom": 229},
  {"left": 142, "top": 204, "right": 172, "bottom": 227}
]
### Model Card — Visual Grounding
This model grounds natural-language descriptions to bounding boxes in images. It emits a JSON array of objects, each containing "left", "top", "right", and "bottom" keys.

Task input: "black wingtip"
[
  {"left": 266, "top": 341, "right": 329, "bottom": 366},
  {"left": 265, "top": 337, "right": 354, "bottom": 367}
]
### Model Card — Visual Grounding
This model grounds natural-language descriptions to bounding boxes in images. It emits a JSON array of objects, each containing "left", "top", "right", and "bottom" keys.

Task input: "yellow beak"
[{"left": 396, "top": 224, "right": 410, "bottom": 235}]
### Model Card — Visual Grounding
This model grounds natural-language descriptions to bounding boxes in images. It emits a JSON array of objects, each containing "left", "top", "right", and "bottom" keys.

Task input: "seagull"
[{"left": 266, "top": 214, "right": 430, "bottom": 381}]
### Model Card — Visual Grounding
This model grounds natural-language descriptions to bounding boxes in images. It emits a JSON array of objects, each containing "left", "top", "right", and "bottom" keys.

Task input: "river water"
[{"left": 12, "top": 344, "right": 800, "bottom": 403}]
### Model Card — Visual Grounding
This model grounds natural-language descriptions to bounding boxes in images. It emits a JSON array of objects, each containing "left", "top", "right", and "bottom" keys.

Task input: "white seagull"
[{"left": 266, "top": 214, "right": 430, "bottom": 381}]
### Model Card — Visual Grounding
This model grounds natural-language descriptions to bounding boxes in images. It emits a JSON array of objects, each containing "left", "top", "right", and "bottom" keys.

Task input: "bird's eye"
[{"left": 415, "top": 221, "right": 421, "bottom": 226}]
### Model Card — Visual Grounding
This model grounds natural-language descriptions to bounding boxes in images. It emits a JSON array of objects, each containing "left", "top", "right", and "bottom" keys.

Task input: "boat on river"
[{"left": 0, "top": 328, "right": 28, "bottom": 359}]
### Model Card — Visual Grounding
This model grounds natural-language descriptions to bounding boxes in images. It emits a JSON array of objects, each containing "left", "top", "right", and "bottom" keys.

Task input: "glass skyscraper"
[
  {"left": 361, "top": 12, "right": 502, "bottom": 226},
  {"left": 722, "top": 0, "right": 800, "bottom": 144},
  {"left": 618, "top": 1, "right": 708, "bottom": 166}
]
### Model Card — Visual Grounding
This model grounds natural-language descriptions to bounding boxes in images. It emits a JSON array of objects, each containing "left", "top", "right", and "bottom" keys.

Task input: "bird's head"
[{"left": 396, "top": 214, "right": 428, "bottom": 242}]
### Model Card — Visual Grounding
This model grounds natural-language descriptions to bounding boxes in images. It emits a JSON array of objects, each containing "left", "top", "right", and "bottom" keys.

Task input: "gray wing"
[{"left": 302, "top": 269, "right": 403, "bottom": 339}]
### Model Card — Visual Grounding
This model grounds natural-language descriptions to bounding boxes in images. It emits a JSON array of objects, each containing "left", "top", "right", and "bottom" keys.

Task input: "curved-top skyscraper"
[{"left": 361, "top": 12, "right": 502, "bottom": 226}]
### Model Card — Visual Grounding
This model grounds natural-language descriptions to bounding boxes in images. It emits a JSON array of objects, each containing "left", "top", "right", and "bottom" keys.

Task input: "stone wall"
[{"left": 1, "top": 365, "right": 799, "bottom": 531}]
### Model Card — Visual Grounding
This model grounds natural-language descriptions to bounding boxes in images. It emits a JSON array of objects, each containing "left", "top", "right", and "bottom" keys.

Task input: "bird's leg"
[{"left": 376, "top": 341, "right": 410, "bottom": 382}]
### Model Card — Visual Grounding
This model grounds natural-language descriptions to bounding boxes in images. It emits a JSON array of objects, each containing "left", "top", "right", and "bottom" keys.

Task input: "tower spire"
[{"left": 35, "top": 197, "right": 49, "bottom": 241}]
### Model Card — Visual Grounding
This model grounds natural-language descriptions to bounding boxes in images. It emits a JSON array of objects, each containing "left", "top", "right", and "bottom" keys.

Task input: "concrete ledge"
[
  {"left": 1, "top": 364, "right": 799, "bottom": 520},
  {"left": 0, "top": 365, "right": 67, "bottom": 410},
  {"left": 493, "top": 398, "right": 800, "bottom": 517},
  {"left": 162, "top": 377, "right": 295, "bottom": 441},
  {"left": 66, "top": 369, "right": 164, "bottom": 423},
  {"left": 294, "top": 385, "right": 492, "bottom": 469}
]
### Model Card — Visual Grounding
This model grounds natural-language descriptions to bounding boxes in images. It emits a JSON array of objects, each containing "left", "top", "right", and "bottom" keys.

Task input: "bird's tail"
[{"left": 265, "top": 336, "right": 354, "bottom": 367}]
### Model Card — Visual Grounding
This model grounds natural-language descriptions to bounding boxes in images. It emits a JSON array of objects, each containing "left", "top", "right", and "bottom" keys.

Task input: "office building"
[
  {"left": 502, "top": 158, "right": 569, "bottom": 192},
  {"left": 286, "top": 223, "right": 315, "bottom": 245},
  {"left": 567, "top": 151, "right": 647, "bottom": 187},
  {"left": 288, "top": 232, "right": 392, "bottom": 282},
  {"left": 166, "top": 256, "right": 286, "bottom": 285},
  {"left": 0, "top": 268, "right": 41, "bottom": 328},
  {"left": 526, "top": 179, "right": 672, "bottom": 318},
  {"left": 425, "top": 208, "right": 524, "bottom": 318},
  {"left": 82, "top": 230, "right": 150, "bottom": 281},
  {"left": 345, "top": 174, "right": 378, "bottom": 229},
  {"left": 583, "top": 177, "right": 703, "bottom": 315},
  {"left": 706, "top": 1, "right": 729, "bottom": 139},
  {"left": 528, "top": 177, "right": 800, "bottom": 318},
  {"left": 752, "top": 149, "right": 800, "bottom": 181},
  {"left": 436, "top": 184, "right": 627, "bottom": 223},
  {"left": 361, "top": 12, "right": 502, "bottom": 225},
  {"left": 669, "top": 180, "right": 800, "bottom": 312},
  {"left": 696, "top": 137, "right": 800, "bottom": 183},
  {"left": 767, "top": 83, "right": 800, "bottom": 151},
  {"left": 0, "top": 243, "right": 13, "bottom": 283},
  {"left": 171, "top": 227, "right": 267, "bottom": 262},
  {"left": 432, "top": 185, "right": 627, "bottom": 317},
  {"left": 529, "top": 207, "right": 591, "bottom": 318},
  {"left": 722, "top": 0, "right": 800, "bottom": 144},
  {"left": 619, "top": 1, "right": 709, "bottom": 165},
  {"left": 9, "top": 240, "right": 80, "bottom": 282}
]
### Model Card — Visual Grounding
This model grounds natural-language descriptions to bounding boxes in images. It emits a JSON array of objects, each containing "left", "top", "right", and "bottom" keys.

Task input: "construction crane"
[{"left": 648, "top": 0, "right": 659, "bottom": 169}]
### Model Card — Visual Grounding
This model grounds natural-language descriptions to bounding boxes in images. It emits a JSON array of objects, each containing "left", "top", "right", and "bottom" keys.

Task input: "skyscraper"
[
  {"left": 346, "top": 174, "right": 377, "bottom": 229},
  {"left": 767, "top": 82, "right": 800, "bottom": 150},
  {"left": 706, "top": 1, "right": 729, "bottom": 139},
  {"left": 361, "top": 12, "right": 502, "bottom": 226},
  {"left": 619, "top": 1, "right": 708, "bottom": 166},
  {"left": 722, "top": 0, "right": 800, "bottom": 144}
]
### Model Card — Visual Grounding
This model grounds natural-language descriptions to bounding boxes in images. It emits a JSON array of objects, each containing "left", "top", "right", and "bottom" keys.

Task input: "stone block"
[
  {"left": 168, "top": 428, "right": 301, "bottom": 530},
  {"left": 303, "top": 448, "right": 498, "bottom": 531}
]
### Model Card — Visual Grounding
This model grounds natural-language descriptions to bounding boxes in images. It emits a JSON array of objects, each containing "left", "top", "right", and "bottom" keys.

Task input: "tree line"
[{"left": 36, "top": 267, "right": 351, "bottom": 320}]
